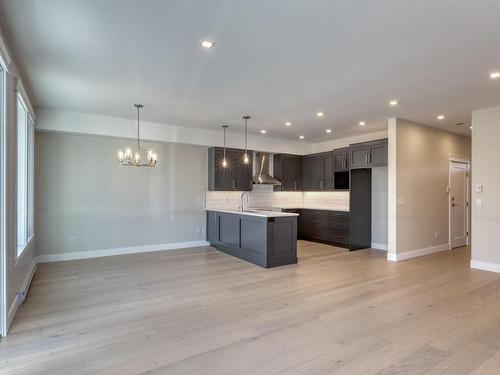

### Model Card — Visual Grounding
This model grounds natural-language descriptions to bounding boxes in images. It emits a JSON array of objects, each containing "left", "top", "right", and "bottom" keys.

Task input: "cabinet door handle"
[
  {"left": 365, "top": 154, "right": 369, "bottom": 163},
  {"left": 232, "top": 180, "right": 235, "bottom": 189},
  {"left": 342, "top": 159, "right": 345, "bottom": 169},
  {"left": 294, "top": 181, "right": 297, "bottom": 190}
]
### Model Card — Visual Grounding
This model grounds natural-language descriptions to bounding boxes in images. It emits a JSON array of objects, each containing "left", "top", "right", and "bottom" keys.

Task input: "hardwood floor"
[{"left": 1, "top": 241, "right": 500, "bottom": 374}]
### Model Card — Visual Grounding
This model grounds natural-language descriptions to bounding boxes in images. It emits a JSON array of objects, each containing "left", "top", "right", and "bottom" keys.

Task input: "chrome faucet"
[{"left": 240, "top": 192, "right": 249, "bottom": 211}]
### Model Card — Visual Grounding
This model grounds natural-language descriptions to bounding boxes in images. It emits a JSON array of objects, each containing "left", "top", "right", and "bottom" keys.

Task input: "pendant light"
[
  {"left": 242, "top": 115, "right": 251, "bottom": 164},
  {"left": 221, "top": 125, "right": 229, "bottom": 168},
  {"left": 117, "top": 104, "right": 158, "bottom": 167}
]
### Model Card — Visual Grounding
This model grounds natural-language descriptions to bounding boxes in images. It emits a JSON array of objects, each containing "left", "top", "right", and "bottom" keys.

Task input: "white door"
[{"left": 449, "top": 161, "right": 468, "bottom": 248}]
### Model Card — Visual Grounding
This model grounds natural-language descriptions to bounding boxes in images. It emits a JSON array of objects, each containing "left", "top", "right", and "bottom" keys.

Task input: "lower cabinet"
[
  {"left": 298, "top": 209, "right": 350, "bottom": 248},
  {"left": 206, "top": 210, "right": 298, "bottom": 268}
]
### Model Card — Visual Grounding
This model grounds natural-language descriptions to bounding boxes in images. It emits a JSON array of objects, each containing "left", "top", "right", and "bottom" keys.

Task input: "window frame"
[
  {"left": 16, "top": 92, "right": 34, "bottom": 257},
  {"left": 0, "top": 50, "right": 6, "bottom": 336}
]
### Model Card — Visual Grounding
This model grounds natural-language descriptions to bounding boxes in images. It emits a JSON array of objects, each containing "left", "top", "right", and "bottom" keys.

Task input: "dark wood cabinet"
[
  {"left": 299, "top": 209, "right": 350, "bottom": 248},
  {"left": 208, "top": 147, "right": 253, "bottom": 191},
  {"left": 206, "top": 211, "right": 218, "bottom": 242},
  {"left": 206, "top": 210, "right": 298, "bottom": 268},
  {"left": 350, "top": 139, "right": 388, "bottom": 168},
  {"left": 368, "top": 141, "right": 388, "bottom": 166},
  {"left": 303, "top": 152, "right": 334, "bottom": 191},
  {"left": 333, "top": 147, "right": 350, "bottom": 171},
  {"left": 273, "top": 154, "right": 303, "bottom": 191}
]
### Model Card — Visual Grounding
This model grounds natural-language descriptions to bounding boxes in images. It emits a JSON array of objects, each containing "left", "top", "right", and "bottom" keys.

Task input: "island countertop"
[{"left": 205, "top": 208, "right": 299, "bottom": 218}]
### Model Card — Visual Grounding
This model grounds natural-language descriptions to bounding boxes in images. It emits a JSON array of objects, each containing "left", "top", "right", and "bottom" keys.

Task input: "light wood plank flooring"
[{"left": 1, "top": 241, "right": 500, "bottom": 374}]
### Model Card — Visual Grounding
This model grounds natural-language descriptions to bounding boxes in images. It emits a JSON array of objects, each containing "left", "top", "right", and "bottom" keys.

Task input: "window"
[{"left": 16, "top": 94, "right": 34, "bottom": 256}]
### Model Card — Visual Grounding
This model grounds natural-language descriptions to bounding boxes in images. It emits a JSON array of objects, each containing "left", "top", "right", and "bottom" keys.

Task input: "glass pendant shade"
[
  {"left": 243, "top": 115, "right": 251, "bottom": 164},
  {"left": 221, "top": 125, "right": 229, "bottom": 168}
]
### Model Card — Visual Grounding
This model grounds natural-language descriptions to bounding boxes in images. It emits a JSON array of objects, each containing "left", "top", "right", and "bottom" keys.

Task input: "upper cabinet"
[
  {"left": 303, "top": 151, "right": 334, "bottom": 191},
  {"left": 350, "top": 139, "right": 388, "bottom": 168},
  {"left": 333, "top": 147, "right": 350, "bottom": 190},
  {"left": 273, "top": 154, "right": 303, "bottom": 191},
  {"left": 208, "top": 147, "right": 253, "bottom": 191},
  {"left": 333, "top": 147, "right": 350, "bottom": 172}
]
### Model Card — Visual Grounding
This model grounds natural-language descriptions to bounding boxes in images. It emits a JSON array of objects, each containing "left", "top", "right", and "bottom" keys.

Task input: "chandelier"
[{"left": 117, "top": 104, "right": 158, "bottom": 167}]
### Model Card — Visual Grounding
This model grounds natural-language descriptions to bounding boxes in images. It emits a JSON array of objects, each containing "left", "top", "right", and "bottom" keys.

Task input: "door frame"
[
  {"left": 0, "top": 59, "right": 6, "bottom": 336},
  {"left": 448, "top": 156, "right": 470, "bottom": 250}
]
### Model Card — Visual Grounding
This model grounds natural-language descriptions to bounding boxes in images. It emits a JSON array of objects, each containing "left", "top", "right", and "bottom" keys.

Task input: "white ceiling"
[{"left": 1, "top": 0, "right": 500, "bottom": 141}]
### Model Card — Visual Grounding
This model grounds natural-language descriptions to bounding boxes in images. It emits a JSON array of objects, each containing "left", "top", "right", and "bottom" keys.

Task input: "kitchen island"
[{"left": 206, "top": 209, "right": 299, "bottom": 268}]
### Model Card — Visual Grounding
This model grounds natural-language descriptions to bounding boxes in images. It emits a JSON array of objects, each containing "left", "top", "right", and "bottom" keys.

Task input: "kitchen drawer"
[
  {"left": 309, "top": 228, "right": 331, "bottom": 242},
  {"left": 309, "top": 216, "right": 330, "bottom": 228},
  {"left": 331, "top": 214, "right": 349, "bottom": 230},
  {"left": 302, "top": 209, "right": 330, "bottom": 218},
  {"left": 332, "top": 230, "right": 349, "bottom": 246}
]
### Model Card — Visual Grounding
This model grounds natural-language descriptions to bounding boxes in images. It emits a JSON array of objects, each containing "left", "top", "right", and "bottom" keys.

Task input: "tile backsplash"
[{"left": 205, "top": 185, "right": 349, "bottom": 211}]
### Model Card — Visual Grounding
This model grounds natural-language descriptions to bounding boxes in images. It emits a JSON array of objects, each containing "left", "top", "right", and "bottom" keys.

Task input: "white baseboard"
[
  {"left": 387, "top": 253, "right": 397, "bottom": 262},
  {"left": 386, "top": 243, "right": 449, "bottom": 262},
  {"left": 371, "top": 243, "right": 388, "bottom": 251},
  {"left": 6, "top": 297, "right": 18, "bottom": 333},
  {"left": 18, "top": 257, "right": 37, "bottom": 303},
  {"left": 470, "top": 260, "right": 500, "bottom": 274},
  {"left": 36, "top": 240, "right": 210, "bottom": 263},
  {"left": 6, "top": 256, "right": 37, "bottom": 332}
]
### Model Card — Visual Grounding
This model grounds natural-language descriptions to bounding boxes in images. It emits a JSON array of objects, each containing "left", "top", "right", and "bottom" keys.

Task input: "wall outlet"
[
  {"left": 201, "top": 228, "right": 206, "bottom": 234},
  {"left": 70, "top": 236, "right": 77, "bottom": 243},
  {"left": 195, "top": 228, "right": 201, "bottom": 234},
  {"left": 434, "top": 232, "right": 438, "bottom": 239},
  {"left": 476, "top": 199, "right": 483, "bottom": 208}
]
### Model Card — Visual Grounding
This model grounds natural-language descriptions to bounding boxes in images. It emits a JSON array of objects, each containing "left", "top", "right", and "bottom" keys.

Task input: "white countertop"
[{"left": 206, "top": 208, "right": 299, "bottom": 218}]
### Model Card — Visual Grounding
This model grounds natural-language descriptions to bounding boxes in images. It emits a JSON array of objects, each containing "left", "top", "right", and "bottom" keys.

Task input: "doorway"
[{"left": 449, "top": 160, "right": 469, "bottom": 249}]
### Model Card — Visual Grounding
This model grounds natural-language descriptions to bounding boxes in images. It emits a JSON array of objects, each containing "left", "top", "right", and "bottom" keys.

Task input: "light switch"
[
  {"left": 397, "top": 197, "right": 406, "bottom": 206},
  {"left": 476, "top": 198, "right": 483, "bottom": 208},
  {"left": 476, "top": 184, "right": 483, "bottom": 193}
]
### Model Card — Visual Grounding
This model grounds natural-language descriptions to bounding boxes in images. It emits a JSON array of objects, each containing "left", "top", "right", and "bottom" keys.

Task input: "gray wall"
[
  {"left": 471, "top": 105, "right": 500, "bottom": 268},
  {"left": 389, "top": 119, "right": 471, "bottom": 254},
  {"left": 35, "top": 132, "right": 208, "bottom": 256}
]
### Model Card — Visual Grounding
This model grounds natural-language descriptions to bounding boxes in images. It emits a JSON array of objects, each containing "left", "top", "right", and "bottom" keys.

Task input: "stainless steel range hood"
[{"left": 252, "top": 152, "right": 282, "bottom": 186}]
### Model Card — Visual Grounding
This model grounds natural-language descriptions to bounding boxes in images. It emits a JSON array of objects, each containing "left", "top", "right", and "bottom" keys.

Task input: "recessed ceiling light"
[
  {"left": 299, "top": 135, "right": 305, "bottom": 139},
  {"left": 389, "top": 100, "right": 398, "bottom": 106},
  {"left": 200, "top": 40, "right": 215, "bottom": 49},
  {"left": 490, "top": 72, "right": 500, "bottom": 79},
  {"left": 316, "top": 112, "right": 324, "bottom": 117},
  {"left": 359, "top": 121, "right": 366, "bottom": 126},
  {"left": 437, "top": 115, "right": 445, "bottom": 120},
  {"left": 326, "top": 129, "right": 332, "bottom": 133},
  {"left": 260, "top": 129, "right": 266, "bottom": 134},
  {"left": 285, "top": 122, "right": 292, "bottom": 126}
]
